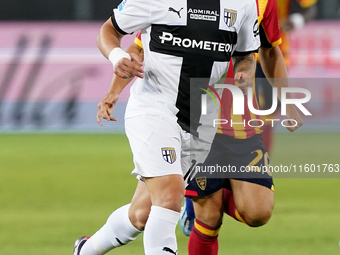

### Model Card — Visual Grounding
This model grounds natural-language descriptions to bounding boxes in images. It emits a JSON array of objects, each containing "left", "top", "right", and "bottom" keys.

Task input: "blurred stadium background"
[{"left": 0, "top": 0, "right": 339, "bottom": 254}]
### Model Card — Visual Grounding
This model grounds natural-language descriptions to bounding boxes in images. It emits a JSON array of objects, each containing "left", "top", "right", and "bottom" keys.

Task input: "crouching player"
[{"left": 179, "top": 0, "right": 303, "bottom": 254}]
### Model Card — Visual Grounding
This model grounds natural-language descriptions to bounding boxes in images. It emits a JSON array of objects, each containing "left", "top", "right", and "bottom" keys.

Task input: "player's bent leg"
[
  {"left": 125, "top": 112, "right": 185, "bottom": 254},
  {"left": 192, "top": 189, "right": 224, "bottom": 227},
  {"left": 188, "top": 189, "right": 224, "bottom": 255},
  {"left": 129, "top": 180, "right": 152, "bottom": 231},
  {"left": 229, "top": 179, "right": 274, "bottom": 227},
  {"left": 78, "top": 203, "right": 142, "bottom": 255},
  {"left": 143, "top": 174, "right": 184, "bottom": 255},
  {"left": 77, "top": 181, "right": 151, "bottom": 255}
]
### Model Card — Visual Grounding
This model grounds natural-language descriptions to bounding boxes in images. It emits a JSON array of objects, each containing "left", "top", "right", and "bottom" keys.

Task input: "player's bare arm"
[
  {"left": 259, "top": 46, "right": 303, "bottom": 132},
  {"left": 232, "top": 53, "right": 256, "bottom": 95},
  {"left": 96, "top": 43, "right": 144, "bottom": 126},
  {"left": 97, "top": 18, "right": 144, "bottom": 79}
]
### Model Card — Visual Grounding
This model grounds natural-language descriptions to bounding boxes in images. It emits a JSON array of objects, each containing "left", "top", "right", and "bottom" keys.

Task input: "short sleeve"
[
  {"left": 233, "top": 0, "right": 261, "bottom": 56},
  {"left": 259, "top": 0, "right": 282, "bottom": 48},
  {"left": 111, "top": 0, "right": 152, "bottom": 35}
]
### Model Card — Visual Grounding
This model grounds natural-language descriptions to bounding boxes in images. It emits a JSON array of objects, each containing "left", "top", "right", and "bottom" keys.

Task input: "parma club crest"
[
  {"left": 161, "top": 147, "right": 177, "bottom": 164},
  {"left": 196, "top": 176, "right": 207, "bottom": 190},
  {"left": 224, "top": 9, "right": 237, "bottom": 27}
]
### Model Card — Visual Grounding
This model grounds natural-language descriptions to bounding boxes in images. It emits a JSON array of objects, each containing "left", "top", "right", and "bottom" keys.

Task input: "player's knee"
[
  {"left": 128, "top": 206, "right": 150, "bottom": 231},
  {"left": 150, "top": 182, "right": 185, "bottom": 212},
  {"left": 196, "top": 209, "right": 223, "bottom": 228},
  {"left": 155, "top": 188, "right": 185, "bottom": 212},
  {"left": 240, "top": 205, "right": 273, "bottom": 227},
  {"left": 147, "top": 175, "right": 185, "bottom": 212},
  {"left": 193, "top": 197, "right": 223, "bottom": 227}
]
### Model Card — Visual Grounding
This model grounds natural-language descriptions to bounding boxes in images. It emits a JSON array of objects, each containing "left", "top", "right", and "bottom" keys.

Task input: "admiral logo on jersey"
[
  {"left": 158, "top": 32, "right": 234, "bottom": 53},
  {"left": 188, "top": 8, "right": 219, "bottom": 21}
]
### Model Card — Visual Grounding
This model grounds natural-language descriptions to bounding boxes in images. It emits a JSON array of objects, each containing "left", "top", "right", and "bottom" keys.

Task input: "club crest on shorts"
[
  {"left": 161, "top": 147, "right": 177, "bottom": 164},
  {"left": 196, "top": 176, "right": 207, "bottom": 190},
  {"left": 224, "top": 9, "right": 237, "bottom": 27}
]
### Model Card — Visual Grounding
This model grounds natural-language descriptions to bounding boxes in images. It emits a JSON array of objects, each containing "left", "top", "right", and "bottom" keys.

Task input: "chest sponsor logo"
[
  {"left": 188, "top": 8, "right": 219, "bottom": 21},
  {"left": 159, "top": 32, "right": 234, "bottom": 53},
  {"left": 224, "top": 9, "right": 237, "bottom": 27},
  {"left": 161, "top": 147, "right": 177, "bottom": 164}
]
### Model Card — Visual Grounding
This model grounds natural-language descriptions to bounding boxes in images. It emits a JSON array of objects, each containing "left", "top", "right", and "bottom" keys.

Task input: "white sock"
[
  {"left": 80, "top": 204, "right": 142, "bottom": 255},
  {"left": 143, "top": 206, "right": 180, "bottom": 255}
]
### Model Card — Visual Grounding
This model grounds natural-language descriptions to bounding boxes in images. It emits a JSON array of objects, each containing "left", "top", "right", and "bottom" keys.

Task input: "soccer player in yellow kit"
[{"left": 180, "top": 0, "right": 303, "bottom": 254}]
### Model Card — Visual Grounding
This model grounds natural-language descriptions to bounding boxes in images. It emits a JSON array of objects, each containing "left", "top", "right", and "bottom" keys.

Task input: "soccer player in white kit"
[{"left": 73, "top": 0, "right": 260, "bottom": 254}]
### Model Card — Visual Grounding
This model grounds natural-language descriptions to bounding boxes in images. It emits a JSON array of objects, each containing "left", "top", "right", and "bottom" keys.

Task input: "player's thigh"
[
  {"left": 184, "top": 137, "right": 226, "bottom": 226},
  {"left": 125, "top": 112, "right": 183, "bottom": 178},
  {"left": 185, "top": 169, "right": 226, "bottom": 227},
  {"left": 129, "top": 180, "right": 152, "bottom": 230},
  {"left": 225, "top": 134, "right": 274, "bottom": 224},
  {"left": 230, "top": 179, "right": 274, "bottom": 222},
  {"left": 192, "top": 189, "right": 224, "bottom": 227}
]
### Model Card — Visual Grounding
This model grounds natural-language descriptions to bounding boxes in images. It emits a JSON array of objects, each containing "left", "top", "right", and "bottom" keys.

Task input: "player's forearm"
[
  {"left": 259, "top": 46, "right": 287, "bottom": 79},
  {"left": 258, "top": 46, "right": 289, "bottom": 99},
  {"left": 232, "top": 53, "right": 256, "bottom": 78},
  {"left": 97, "top": 18, "right": 123, "bottom": 59},
  {"left": 107, "top": 75, "right": 132, "bottom": 98},
  {"left": 107, "top": 43, "right": 144, "bottom": 96}
]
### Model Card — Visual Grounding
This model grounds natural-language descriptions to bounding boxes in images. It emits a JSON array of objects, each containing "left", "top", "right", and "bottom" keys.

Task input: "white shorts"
[
  {"left": 181, "top": 135, "right": 212, "bottom": 187},
  {"left": 125, "top": 112, "right": 187, "bottom": 178},
  {"left": 125, "top": 112, "right": 214, "bottom": 184}
]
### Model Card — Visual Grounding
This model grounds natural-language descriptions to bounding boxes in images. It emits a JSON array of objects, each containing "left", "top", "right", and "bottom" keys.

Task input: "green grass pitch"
[{"left": 0, "top": 132, "right": 339, "bottom": 255}]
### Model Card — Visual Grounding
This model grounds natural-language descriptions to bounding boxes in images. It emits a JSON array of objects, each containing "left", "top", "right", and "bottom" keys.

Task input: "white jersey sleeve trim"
[{"left": 112, "top": 0, "right": 152, "bottom": 34}]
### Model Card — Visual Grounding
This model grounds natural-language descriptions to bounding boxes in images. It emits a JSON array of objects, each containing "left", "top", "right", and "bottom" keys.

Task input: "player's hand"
[
  {"left": 96, "top": 93, "right": 119, "bottom": 126},
  {"left": 114, "top": 53, "right": 144, "bottom": 79},
  {"left": 235, "top": 72, "right": 252, "bottom": 97},
  {"left": 284, "top": 104, "right": 303, "bottom": 132}
]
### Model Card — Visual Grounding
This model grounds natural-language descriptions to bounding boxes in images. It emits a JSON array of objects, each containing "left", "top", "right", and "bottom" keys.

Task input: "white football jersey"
[{"left": 112, "top": 0, "right": 260, "bottom": 136}]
